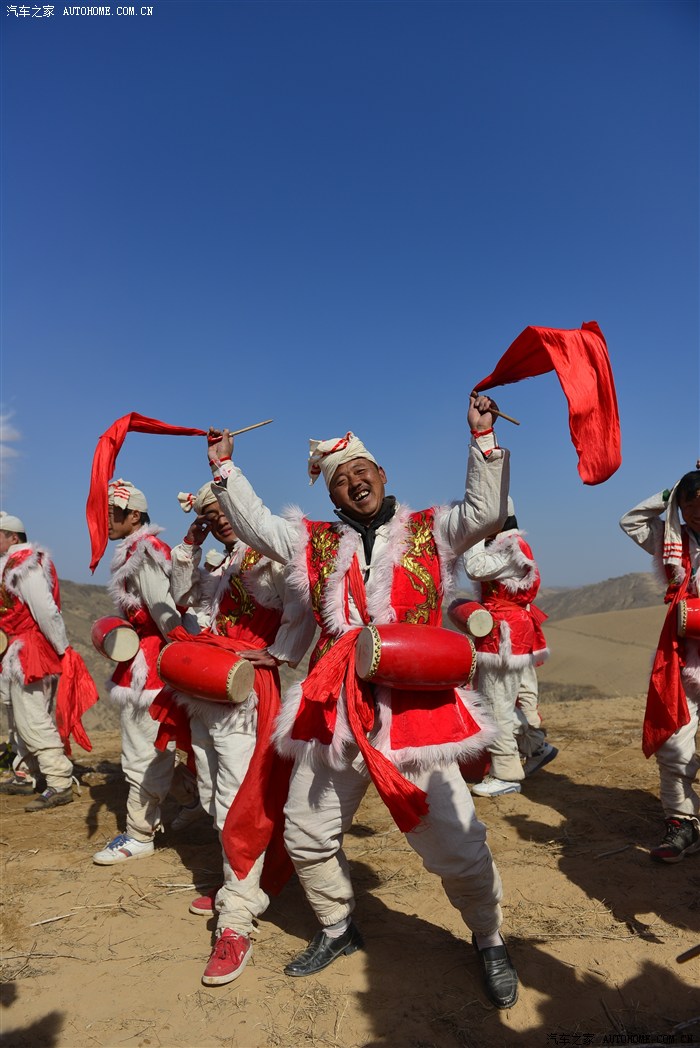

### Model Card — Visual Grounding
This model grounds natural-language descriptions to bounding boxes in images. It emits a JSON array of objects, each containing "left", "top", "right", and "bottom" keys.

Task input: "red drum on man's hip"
[
  {"left": 677, "top": 598, "right": 700, "bottom": 639},
  {"left": 447, "top": 599, "right": 495, "bottom": 639},
  {"left": 0, "top": 628, "right": 8, "bottom": 658},
  {"left": 157, "top": 641, "right": 255, "bottom": 704},
  {"left": 91, "top": 616, "right": 140, "bottom": 662},
  {"left": 355, "top": 623, "right": 476, "bottom": 690}
]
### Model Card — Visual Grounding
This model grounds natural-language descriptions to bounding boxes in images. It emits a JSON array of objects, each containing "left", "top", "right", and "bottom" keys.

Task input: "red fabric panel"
[
  {"left": 55, "top": 647, "right": 99, "bottom": 755},
  {"left": 474, "top": 322, "right": 621, "bottom": 485},
  {"left": 86, "top": 413, "right": 206, "bottom": 572}
]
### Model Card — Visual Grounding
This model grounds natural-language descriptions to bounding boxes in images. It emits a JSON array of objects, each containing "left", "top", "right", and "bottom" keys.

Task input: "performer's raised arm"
[{"left": 207, "top": 428, "right": 299, "bottom": 564}]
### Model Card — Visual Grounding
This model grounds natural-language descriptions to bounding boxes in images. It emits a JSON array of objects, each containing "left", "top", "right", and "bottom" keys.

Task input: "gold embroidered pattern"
[
  {"left": 308, "top": 524, "right": 342, "bottom": 617},
  {"left": 401, "top": 513, "right": 440, "bottom": 625},
  {"left": 216, "top": 573, "right": 256, "bottom": 632}
]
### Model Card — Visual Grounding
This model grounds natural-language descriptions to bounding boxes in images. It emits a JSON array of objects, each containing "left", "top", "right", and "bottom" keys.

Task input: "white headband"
[
  {"left": 108, "top": 479, "right": 148, "bottom": 513},
  {"left": 0, "top": 511, "right": 25, "bottom": 534},
  {"left": 177, "top": 483, "right": 218, "bottom": 514},
  {"left": 307, "top": 432, "right": 378, "bottom": 487}
]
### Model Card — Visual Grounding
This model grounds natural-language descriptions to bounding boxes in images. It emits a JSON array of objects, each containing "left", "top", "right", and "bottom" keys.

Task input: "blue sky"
[{"left": 2, "top": 0, "right": 698, "bottom": 588}]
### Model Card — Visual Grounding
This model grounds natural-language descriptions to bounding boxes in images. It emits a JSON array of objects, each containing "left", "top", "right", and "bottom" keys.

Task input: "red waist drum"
[
  {"left": 447, "top": 599, "right": 495, "bottom": 639},
  {"left": 0, "top": 628, "right": 7, "bottom": 658},
  {"left": 157, "top": 641, "right": 255, "bottom": 704},
  {"left": 355, "top": 623, "right": 476, "bottom": 690},
  {"left": 677, "top": 598, "right": 700, "bottom": 639},
  {"left": 91, "top": 616, "right": 140, "bottom": 662}
]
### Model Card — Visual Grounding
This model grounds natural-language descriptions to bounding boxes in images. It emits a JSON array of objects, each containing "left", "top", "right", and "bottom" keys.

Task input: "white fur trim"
[
  {"left": 106, "top": 648, "right": 152, "bottom": 710},
  {"left": 484, "top": 531, "right": 539, "bottom": 593},
  {"left": 682, "top": 641, "right": 700, "bottom": 699},
  {"left": 108, "top": 525, "right": 170, "bottom": 615}
]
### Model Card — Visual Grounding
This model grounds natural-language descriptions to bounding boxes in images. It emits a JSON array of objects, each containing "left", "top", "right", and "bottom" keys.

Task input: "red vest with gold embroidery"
[
  {"left": 0, "top": 547, "right": 63, "bottom": 683},
  {"left": 306, "top": 509, "right": 443, "bottom": 664},
  {"left": 212, "top": 548, "right": 282, "bottom": 648}
]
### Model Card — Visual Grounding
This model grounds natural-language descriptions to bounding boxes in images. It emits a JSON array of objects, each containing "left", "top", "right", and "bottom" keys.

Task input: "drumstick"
[
  {"left": 226, "top": 419, "right": 274, "bottom": 437},
  {"left": 469, "top": 393, "right": 520, "bottom": 426},
  {"left": 677, "top": 943, "right": 700, "bottom": 964}
]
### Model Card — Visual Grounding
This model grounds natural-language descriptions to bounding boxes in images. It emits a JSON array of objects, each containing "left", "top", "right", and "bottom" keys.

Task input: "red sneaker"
[
  {"left": 189, "top": 886, "right": 222, "bottom": 916},
  {"left": 202, "top": 929, "right": 252, "bottom": 986}
]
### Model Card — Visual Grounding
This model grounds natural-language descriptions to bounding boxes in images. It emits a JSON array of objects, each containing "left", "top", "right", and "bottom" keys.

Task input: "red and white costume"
[
  {"left": 209, "top": 433, "right": 511, "bottom": 939},
  {"left": 169, "top": 538, "right": 315, "bottom": 936},
  {"left": 107, "top": 524, "right": 191, "bottom": 841},
  {"left": 465, "top": 530, "right": 549, "bottom": 781},
  {"left": 620, "top": 491, "right": 700, "bottom": 823},
  {"left": 0, "top": 544, "right": 73, "bottom": 791}
]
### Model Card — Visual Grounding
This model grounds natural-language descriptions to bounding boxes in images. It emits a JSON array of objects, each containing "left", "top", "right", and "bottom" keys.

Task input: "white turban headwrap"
[
  {"left": 177, "top": 483, "right": 218, "bottom": 514},
  {"left": 307, "top": 432, "right": 378, "bottom": 487},
  {"left": 0, "top": 511, "right": 26, "bottom": 534},
  {"left": 108, "top": 479, "right": 148, "bottom": 513}
]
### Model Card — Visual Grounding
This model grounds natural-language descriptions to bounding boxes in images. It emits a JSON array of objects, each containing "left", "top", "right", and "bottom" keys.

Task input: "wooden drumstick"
[
  {"left": 470, "top": 393, "right": 520, "bottom": 426},
  {"left": 677, "top": 942, "right": 700, "bottom": 964},
  {"left": 226, "top": 419, "right": 274, "bottom": 437}
]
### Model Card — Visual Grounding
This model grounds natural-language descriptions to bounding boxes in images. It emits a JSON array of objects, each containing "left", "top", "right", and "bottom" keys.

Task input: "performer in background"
[
  {"left": 165, "top": 481, "right": 315, "bottom": 986},
  {"left": 464, "top": 498, "right": 555, "bottom": 797},
  {"left": 620, "top": 468, "right": 700, "bottom": 863},
  {"left": 0, "top": 511, "right": 97, "bottom": 811},
  {"left": 92, "top": 481, "right": 196, "bottom": 865},
  {"left": 204, "top": 393, "right": 520, "bottom": 1011}
]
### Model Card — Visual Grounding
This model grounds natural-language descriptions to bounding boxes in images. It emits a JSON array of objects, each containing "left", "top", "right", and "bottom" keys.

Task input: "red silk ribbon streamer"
[
  {"left": 474, "top": 322, "right": 621, "bottom": 485},
  {"left": 86, "top": 413, "right": 207, "bottom": 572},
  {"left": 643, "top": 547, "right": 691, "bottom": 758},
  {"left": 300, "top": 630, "right": 429, "bottom": 832},
  {"left": 55, "top": 647, "right": 99, "bottom": 755}
]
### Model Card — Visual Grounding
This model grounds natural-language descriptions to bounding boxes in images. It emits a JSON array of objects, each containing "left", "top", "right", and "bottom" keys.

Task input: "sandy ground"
[{"left": 2, "top": 688, "right": 700, "bottom": 1048}]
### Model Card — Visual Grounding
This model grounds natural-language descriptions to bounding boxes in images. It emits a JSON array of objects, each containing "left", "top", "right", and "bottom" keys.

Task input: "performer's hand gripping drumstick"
[
  {"left": 469, "top": 392, "right": 520, "bottom": 426},
  {"left": 468, "top": 392, "right": 503, "bottom": 432}
]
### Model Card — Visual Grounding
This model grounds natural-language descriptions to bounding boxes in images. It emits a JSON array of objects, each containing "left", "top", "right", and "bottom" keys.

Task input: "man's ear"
[
  {"left": 129, "top": 509, "right": 142, "bottom": 527},
  {"left": 378, "top": 466, "right": 387, "bottom": 484}
]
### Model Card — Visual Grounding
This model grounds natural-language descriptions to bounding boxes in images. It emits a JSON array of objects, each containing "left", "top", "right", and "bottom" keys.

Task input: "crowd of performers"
[{"left": 1, "top": 393, "right": 699, "bottom": 1010}]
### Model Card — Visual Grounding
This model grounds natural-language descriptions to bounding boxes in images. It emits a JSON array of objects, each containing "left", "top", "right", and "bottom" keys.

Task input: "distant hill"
[{"left": 536, "top": 571, "right": 664, "bottom": 621}]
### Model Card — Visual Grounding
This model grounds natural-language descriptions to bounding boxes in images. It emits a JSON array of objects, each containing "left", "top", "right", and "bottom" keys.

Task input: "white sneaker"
[
  {"left": 523, "top": 743, "right": 558, "bottom": 777},
  {"left": 93, "top": 833, "right": 155, "bottom": 865},
  {"left": 471, "top": 775, "right": 522, "bottom": 798},
  {"left": 170, "top": 803, "right": 207, "bottom": 832}
]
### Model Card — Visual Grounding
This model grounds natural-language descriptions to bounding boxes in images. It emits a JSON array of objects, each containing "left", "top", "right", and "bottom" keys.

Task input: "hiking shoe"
[
  {"left": 471, "top": 775, "right": 522, "bottom": 798},
  {"left": 93, "top": 833, "right": 155, "bottom": 865},
  {"left": 523, "top": 743, "right": 559, "bottom": 777},
  {"left": 202, "top": 928, "right": 252, "bottom": 986},
  {"left": 0, "top": 776, "right": 37, "bottom": 796},
  {"left": 171, "top": 802, "right": 207, "bottom": 832},
  {"left": 24, "top": 785, "right": 73, "bottom": 812},
  {"left": 650, "top": 818, "right": 700, "bottom": 864},
  {"left": 189, "top": 886, "right": 222, "bottom": 915}
]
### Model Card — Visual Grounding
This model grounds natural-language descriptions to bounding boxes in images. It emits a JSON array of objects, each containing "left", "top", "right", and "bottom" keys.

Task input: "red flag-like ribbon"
[
  {"left": 86, "top": 413, "right": 207, "bottom": 572},
  {"left": 474, "top": 321, "right": 621, "bottom": 485}
]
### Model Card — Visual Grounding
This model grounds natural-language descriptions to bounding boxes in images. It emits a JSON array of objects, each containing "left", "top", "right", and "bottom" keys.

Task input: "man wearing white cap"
[
  {"left": 204, "top": 394, "right": 520, "bottom": 1011},
  {"left": 620, "top": 468, "right": 700, "bottom": 863},
  {"left": 92, "top": 480, "right": 195, "bottom": 864},
  {"left": 0, "top": 512, "right": 75, "bottom": 811},
  {"left": 464, "top": 497, "right": 555, "bottom": 798},
  {"left": 167, "top": 481, "right": 315, "bottom": 986}
]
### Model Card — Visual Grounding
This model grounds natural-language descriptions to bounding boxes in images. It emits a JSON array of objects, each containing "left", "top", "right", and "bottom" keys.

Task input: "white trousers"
[
  {"left": 656, "top": 694, "right": 700, "bottom": 822},
  {"left": 515, "top": 662, "right": 547, "bottom": 760},
  {"left": 120, "top": 706, "right": 178, "bottom": 841},
  {"left": 284, "top": 754, "right": 503, "bottom": 937},
  {"left": 7, "top": 676, "right": 73, "bottom": 790},
  {"left": 189, "top": 701, "right": 268, "bottom": 935},
  {"left": 477, "top": 664, "right": 528, "bottom": 781}
]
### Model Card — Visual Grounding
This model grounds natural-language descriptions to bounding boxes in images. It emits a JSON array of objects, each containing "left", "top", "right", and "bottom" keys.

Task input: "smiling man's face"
[{"left": 328, "top": 457, "right": 387, "bottom": 522}]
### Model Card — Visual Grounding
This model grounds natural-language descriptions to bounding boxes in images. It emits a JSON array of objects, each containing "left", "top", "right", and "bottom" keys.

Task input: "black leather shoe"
[
  {"left": 284, "top": 923, "right": 364, "bottom": 977},
  {"left": 472, "top": 935, "right": 519, "bottom": 1009}
]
